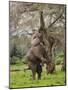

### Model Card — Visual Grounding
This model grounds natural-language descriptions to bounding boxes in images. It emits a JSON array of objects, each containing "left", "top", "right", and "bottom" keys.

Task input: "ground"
[{"left": 10, "top": 64, "right": 66, "bottom": 89}]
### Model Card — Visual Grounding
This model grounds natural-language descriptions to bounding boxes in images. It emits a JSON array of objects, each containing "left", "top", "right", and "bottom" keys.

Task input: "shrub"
[
  {"left": 10, "top": 44, "right": 23, "bottom": 59},
  {"left": 16, "top": 47, "right": 23, "bottom": 59},
  {"left": 10, "top": 56, "right": 19, "bottom": 64},
  {"left": 56, "top": 59, "right": 62, "bottom": 65},
  {"left": 55, "top": 51, "right": 64, "bottom": 65},
  {"left": 22, "top": 56, "right": 27, "bottom": 64}
]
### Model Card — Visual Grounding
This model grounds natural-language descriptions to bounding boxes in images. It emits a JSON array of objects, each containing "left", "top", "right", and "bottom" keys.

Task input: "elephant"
[{"left": 26, "top": 11, "right": 55, "bottom": 80}]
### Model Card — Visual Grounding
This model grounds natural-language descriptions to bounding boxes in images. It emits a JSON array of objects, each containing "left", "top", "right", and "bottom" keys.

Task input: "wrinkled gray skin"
[{"left": 26, "top": 31, "right": 48, "bottom": 80}]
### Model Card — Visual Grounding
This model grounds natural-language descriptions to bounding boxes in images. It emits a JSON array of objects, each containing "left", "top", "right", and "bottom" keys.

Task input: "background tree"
[{"left": 9, "top": 2, "right": 66, "bottom": 71}]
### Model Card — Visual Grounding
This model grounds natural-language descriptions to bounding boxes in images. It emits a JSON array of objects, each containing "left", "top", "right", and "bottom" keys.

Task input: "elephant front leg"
[{"left": 32, "top": 70, "right": 36, "bottom": 80}]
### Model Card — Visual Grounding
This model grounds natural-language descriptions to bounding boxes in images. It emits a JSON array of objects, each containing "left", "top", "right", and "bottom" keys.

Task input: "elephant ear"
[{"left": 31, "top": 38, "right": 40, "bottom": 46}]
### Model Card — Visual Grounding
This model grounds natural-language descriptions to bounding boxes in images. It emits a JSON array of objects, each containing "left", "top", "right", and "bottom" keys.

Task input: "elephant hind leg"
[
  {"left": 36, "top": 64, "right": 42, "bottom": 80},
  {"left": 32, "top": 70, "right": 36, "bottom": 80},
  {"left": 31, "top": 63, "right": 37, "bottom": 80}
]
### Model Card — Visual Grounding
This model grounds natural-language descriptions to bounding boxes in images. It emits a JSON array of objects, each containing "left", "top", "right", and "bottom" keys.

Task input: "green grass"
[{"left": 10, "top": 64, "right": 66, "bottom": 88}]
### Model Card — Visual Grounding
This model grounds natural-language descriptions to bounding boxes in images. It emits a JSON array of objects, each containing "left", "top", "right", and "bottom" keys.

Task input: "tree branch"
[{"left": 47, "top": 13, "right": 63, "bottom": 29}]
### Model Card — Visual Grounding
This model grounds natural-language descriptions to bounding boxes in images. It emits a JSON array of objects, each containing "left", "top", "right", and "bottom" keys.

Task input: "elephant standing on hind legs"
[{"left": 26, "top": 11, "right": 56, "bottom": 79}]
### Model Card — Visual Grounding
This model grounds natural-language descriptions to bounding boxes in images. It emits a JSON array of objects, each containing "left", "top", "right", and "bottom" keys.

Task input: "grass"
[{"left": 10, "top": 64, "right": 66, "bottom": 88}]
